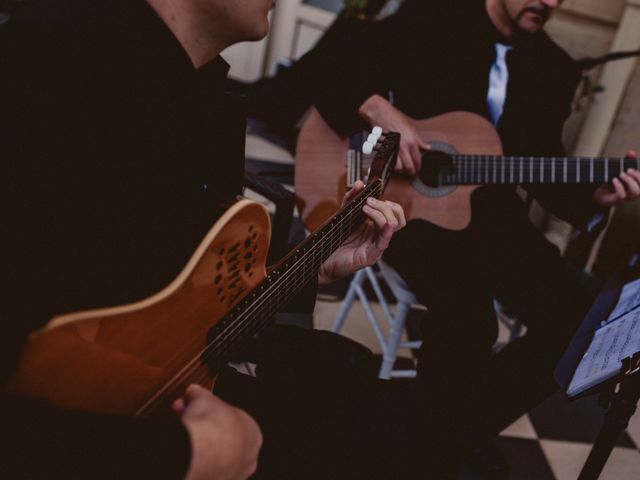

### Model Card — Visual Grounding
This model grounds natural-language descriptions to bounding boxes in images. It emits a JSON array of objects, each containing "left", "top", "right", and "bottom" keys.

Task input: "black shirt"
[{"left": 2, "top": 0, "right": 246, "bottom": 476}]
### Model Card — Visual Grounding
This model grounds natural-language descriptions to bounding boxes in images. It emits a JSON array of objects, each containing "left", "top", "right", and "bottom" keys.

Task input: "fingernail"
[{"left": 366, "top": 197, "right": 377, "bottom": 205}]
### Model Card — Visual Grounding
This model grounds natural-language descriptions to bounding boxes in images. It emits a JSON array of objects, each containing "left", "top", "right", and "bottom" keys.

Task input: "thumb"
[{"left": 183, "top": 383, "right": 207, "bottom": 402}]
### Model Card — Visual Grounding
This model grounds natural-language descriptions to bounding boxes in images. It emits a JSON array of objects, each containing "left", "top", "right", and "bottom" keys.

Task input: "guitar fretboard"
[{"left": 441, "top": 155, "right": 640, "bottom": 185}]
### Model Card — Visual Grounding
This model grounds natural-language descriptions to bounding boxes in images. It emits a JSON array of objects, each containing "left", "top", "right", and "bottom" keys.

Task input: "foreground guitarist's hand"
[
  {"left": 358, "top": 94, "right": 429, "bottom": 176},
  {"left": 593, "top": 151, "right": 640, "bottom": 207},
  {"left": 319, "top": 180, "right": 406, "bottom": 283},
  {"left": 173, "top": 384, "right": 262, "bottom": 480}
]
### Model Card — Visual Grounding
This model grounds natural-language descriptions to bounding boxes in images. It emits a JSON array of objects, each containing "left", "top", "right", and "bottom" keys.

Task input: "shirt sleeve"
[
  {"left": 313, "top": 11, "right": 404, "bottom": 136},
  {"left": 1, "top": 23, "right": 192, "bottom": 480},
  {"left": 0, "top": 393, "right": 192, "bottom": 479}
]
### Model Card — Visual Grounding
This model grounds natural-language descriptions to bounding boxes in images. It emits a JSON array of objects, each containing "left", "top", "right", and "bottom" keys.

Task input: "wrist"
[{"left": 358, "top": 94, "right": 388, "bottom": 126}]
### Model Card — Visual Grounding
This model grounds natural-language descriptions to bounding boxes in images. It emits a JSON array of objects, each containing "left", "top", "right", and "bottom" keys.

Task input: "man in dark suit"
[
  {"left": 1, "top": 0, "right": 407, "bottom": 478},
  {"left": 312, "top": 0, "right": 639, "bottom": 477}
]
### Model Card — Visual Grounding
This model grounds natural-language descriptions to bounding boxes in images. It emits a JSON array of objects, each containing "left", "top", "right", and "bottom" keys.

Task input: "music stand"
[{"left": 555, "top": 264, "right": 640, "bottom": 480}]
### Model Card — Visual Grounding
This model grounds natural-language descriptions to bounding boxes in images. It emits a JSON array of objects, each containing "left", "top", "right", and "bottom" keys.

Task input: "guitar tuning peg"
[
  {"left": 362, "top": 141, "right": 374, "bottom": 155},
  {"left": 372, "top": 126, "right": 383, "bottom": 137}
]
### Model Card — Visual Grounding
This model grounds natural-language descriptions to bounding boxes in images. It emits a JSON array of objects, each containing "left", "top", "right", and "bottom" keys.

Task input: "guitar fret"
[
  {"left": 605, "top": 158, "right": 609, "bottom": 182},
  {"left": 509, "top": 157, "right": 513, "bottom": 183},
  {"left": 577, "top": 157, "right": 580, "bottom": 183},
  {"left": 551, "top": 157, "right": 555, "bottom": 183},
  {"left": 529, "top": 157, "right": 533, "bottom": 184},
  {"left": 519, "top": 157, "right": 523, "bottom": 184},
  {"left": 563, "top": 157, "right": 567, "bottom": 183},
  {"left": 493, "top": 156, "right": 497, "bottom": 183},
  {"left": 540, "top": 157, "right": 544, "bottom": 183},
  {"left": 590, "top": 158, "right": 594, "bottom": 183},
  {"left": 466, "top": 156, "right": 470, "bottom": 184},
  {"left": 485, "top": 156, "right": 489, "bottom": 183}
]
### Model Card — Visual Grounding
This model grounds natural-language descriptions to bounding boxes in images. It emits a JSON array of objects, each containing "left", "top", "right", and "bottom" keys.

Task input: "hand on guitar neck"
[
  {"left": 592, "top": 150, "right": 640, "bottom": 207},
  {"left": 358, "top": 94, "right": 429, "bottom": 176},
  {"left": 318, "top": 180, "right": 406, "bottom": 284}
]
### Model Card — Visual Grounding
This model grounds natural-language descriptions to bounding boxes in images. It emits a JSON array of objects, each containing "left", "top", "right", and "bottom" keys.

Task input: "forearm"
[{"left": 357, "top": 94, "right": 392, "bottom": 127}]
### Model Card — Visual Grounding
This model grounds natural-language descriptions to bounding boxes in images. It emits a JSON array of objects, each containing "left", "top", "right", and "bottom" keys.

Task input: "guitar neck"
[{"left": 441, "top": 155, "right": 640, "bottom": 185}]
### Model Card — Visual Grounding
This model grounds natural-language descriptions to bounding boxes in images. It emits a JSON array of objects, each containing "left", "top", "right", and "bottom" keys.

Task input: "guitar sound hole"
[{"left": 213, "top": 224, "right": 264, "bottom": 306}]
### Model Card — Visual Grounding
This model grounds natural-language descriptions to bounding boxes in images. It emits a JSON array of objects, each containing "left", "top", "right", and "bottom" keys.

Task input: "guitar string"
[{"left": 141, "top": 183, "right": 384, "bottom": 412}]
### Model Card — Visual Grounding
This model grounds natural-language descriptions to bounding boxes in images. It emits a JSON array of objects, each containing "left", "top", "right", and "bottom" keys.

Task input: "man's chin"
[{"left": 518, "top": 17, "right": 545, "bottom": 33}]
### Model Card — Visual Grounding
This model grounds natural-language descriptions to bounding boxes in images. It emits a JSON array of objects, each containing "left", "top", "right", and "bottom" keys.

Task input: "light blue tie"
[{"left": 487, "top": 43, "right": 512, "bottom": 126}]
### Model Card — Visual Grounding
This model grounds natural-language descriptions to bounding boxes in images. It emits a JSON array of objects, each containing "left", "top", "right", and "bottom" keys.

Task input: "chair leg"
[
  {"left": 379, "top": 301, "right": 411, "bottom": 379},
  {"left": 330, "top": 269, "right": 366, "bottom": 333}
]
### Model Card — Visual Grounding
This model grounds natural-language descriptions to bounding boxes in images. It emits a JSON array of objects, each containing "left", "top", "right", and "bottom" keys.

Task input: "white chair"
[{"left": 330, "top": 260, "right": 424, "bottom": 379}]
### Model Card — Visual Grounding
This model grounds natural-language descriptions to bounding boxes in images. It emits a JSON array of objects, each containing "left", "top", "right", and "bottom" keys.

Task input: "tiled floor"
[{"left": 314, "top": 297, "right": 640, "bottom": 479}]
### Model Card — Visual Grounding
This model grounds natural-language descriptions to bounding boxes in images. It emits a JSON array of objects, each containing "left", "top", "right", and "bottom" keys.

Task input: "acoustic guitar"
[
  {"left": 5, "top": 132, "right": 400, "bottom": 416},
  {"left": 296, "top": 108, "right": 639, "bottom": 231}
]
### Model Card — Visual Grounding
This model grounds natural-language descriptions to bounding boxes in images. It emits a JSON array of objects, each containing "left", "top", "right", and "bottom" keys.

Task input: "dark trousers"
[
  {"left": 215, "top": 325, "right": 457, "bottom": 479},
  {"left": 383, "top": 187, "right": 593, "bottom": 441}
]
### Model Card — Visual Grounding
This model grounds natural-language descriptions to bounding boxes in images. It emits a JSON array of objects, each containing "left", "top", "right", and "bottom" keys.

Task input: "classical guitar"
[
  {"left": 296, "top": 108, "right": 639, "bottom": 231},
  {"left": 5, "top": 132, "right": 399, "bottom": 416}
]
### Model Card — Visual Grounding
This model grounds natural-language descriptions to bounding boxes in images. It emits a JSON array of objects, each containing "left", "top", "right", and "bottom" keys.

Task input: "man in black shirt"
[
  {"left": 312, "top": 0, "right": 640, "bottom": 476},
  {"left": 1, "top": 0, "right": 407, "bottom": 478}
]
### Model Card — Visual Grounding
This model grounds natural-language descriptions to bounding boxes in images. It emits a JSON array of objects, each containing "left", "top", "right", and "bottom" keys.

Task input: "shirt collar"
[{"left": 198, "top": 55, "right": 231, "bottom": 91}]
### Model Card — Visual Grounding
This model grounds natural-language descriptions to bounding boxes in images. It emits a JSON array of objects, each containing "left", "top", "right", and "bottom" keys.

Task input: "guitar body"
[
  {"left": 5, "top": 199, "right": 271, "bottom": 416},
  {"left": 296, "top": 109, "right": 502, "bottom": 231}
]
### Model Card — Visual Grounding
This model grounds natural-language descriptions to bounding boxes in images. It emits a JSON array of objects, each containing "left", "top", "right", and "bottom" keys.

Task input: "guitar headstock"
[{"left": 363, "top": 130, "right": 400, "bottom": 196}]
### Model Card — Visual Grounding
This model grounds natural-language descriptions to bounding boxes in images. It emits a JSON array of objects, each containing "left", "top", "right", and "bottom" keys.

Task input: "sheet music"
[
  {"left": 568, "top": 308, "right": 640, "bottom": 397},
  {"left": 604, "top": 278, "right": 640, "bottom": 325}
]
